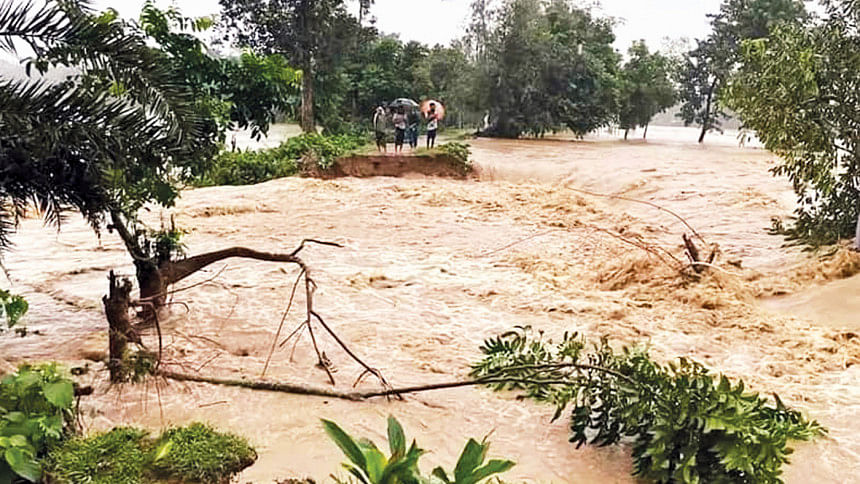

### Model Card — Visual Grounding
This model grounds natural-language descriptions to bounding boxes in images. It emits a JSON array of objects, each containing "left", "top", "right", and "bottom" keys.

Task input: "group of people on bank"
[{"left": 373, "top": 100, "right": 441, "bottom": 154}]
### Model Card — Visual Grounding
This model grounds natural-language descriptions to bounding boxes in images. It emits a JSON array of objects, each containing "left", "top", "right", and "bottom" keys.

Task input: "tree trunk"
[
  {"left": 134, "top": 246, "right": 305, "bottom": 316},
  {"left": 699, "top": 79, "right": 718, "bottom": 144},
  {"left": 103, "top": 271, "right": 139, "bottom": 382},
  {"left": 855, "top": 210, "right": 860, "bottom": 250},
  {"left": 300, "top": 62, "right": 315, "bottom": 133},
  {"left": 624, "top": 128, "right": 629, "bottom": 140},
  {"left": 643, "top": 123, "right": 649, "bottom": 140}
]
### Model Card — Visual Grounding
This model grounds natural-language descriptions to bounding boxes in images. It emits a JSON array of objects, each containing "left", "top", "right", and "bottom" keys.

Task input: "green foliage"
[
  {"left": 436, "top": 143, "right": 473, "bottom": 173},
  {"left": 323, "top": 416, "right": 514, "bottom": 484},
  {"left": 45, "top": 427, "right": 150, "bottom": 484},
  {"left": 429, "top": 437, "right": 515, "bottom": 484},
  {"left": 193, "top": 132, "right": 368, "bottom": 186},
  {"left": 0, "top": 290, "right": 27, "bottom": 330},
  {"left": 479, "top": 0, "right": 620, "bottom": 138},
  {"left": 323, "top": 416, "right": 424, "bottom": 484},
  {"left": 140, "top": 2, "right": 301, "bottom": 139},
  {"left": 0, "top": 364, "right": 76, "bottom": 483},
  {"left": 193, "top": 149, "right": 299, "bottom": 187},
  {"left": 617, "top": 41, "right": 676, "bottom": 138},
  {"left": 676, "top": 0, "right": 807, "bottom": 142},
  {"left": 472, "top": 328, "right": 824, "bottom": 484},
  {"left": 726, "top": 3, "right": 860, "bottom": 245},
  {"left": 45, "top": 423, "right": 256, "bottom": 484},
  {"left": 150, "top": 423, "right": 257, "bottom": 483}
]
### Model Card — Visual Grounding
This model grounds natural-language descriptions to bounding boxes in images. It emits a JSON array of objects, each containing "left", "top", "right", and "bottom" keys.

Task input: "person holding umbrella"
[{"left": 421, "top": 100, "right": 444, "bottom": 149}]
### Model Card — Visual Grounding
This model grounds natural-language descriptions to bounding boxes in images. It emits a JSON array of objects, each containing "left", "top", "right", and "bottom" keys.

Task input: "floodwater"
[{"left": 2, "top": 126, "right": 859, "bottom": 483}]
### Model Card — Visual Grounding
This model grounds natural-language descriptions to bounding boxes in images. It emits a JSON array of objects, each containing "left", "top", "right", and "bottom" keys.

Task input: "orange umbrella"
[{"left": 420, "top": 99, "right": 445, "bottom": 120}]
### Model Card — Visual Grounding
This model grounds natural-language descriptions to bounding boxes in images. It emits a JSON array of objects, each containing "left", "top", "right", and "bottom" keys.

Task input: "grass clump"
[
  {"left": 45, "top": 423, "right": 256, "bottom": 484},
  {"left": 45, "top": 427, "right": 149, "bottom": 484},
  {"left": 150, "top": 423, "right": 257, "bottom": 483}
]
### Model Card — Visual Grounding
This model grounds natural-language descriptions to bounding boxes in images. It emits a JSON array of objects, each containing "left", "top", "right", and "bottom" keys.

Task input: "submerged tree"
[
  {"left": 726, "top": 0, "right": 860, "bottom": 245},
  {"left": 480, "top": 0, "right": 620, "bottom": 138},
  {"left": 676, "top": 0, "right": 806, "bottom": 142},
  {"left": 617, "top": 40, "right": 676, "bottom": 140}
]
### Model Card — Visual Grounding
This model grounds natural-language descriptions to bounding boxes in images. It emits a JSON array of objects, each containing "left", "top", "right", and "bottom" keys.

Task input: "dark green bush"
[
  {"left": 472, "top": 328, "right": 824, "bottom": 484},
  {"left": 191, "top": 149, "right": 299, "bottom": 187},
  {"left": 437, "top": 142, "right": 472, "bottom": 172}
]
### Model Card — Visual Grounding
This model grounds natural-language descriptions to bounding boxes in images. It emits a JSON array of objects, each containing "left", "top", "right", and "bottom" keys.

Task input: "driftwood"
[{"left": 683, "top": 233, "right": 717, "bottom": 274}]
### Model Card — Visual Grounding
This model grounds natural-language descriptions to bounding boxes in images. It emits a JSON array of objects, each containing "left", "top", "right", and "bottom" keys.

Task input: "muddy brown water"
[{"left": 1, "top": 126, "right": 858, "bottom": 483}]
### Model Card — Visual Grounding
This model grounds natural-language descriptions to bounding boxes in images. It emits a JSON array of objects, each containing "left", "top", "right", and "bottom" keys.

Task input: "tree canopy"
[
  {"left": 479, "top": 0, "right": 620, "bottom": 138},
  {"left": 726, "top": 0, "right": 860, "bottom": 244},
  {"left": 676, "top": 0, "right": 807, "bottom": 142},
  {"left": 0, "top": 0, "right": 298, "bottom": 251},
  {"left": 617, "top": 40, "right": 675, "bottom": 139}
]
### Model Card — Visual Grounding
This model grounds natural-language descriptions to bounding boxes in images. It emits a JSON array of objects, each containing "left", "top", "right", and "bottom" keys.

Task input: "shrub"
[
  {"left": 0, "top": 363, "right": 75, "bottom": 483},
  {"left": 45, "top": 427, "right": 150, "bottom": 484},
  {"left": 471, "top": 327, "right": 824, "bottom": 484},
  {"left": 150, "top": 422, "right": 257, "bottom": 483},
  {"left": 192, "top": 132, "right": 370, "bottom": 186},
  {"left": 436, "top": 142, "right": 472, "bottom": 172},
  {"left": 192, "top": 149, "right": 299, "bottom": 187},
  {"left": 45, "top": 423, "right": 256, "bottom": 484}
]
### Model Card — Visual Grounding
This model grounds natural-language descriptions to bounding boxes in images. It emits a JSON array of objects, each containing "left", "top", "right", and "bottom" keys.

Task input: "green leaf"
[
  {"left": 431, "top": 467, "right": 451, "bottom": 483},
  {"left": 6, "top": 436, "right": 26, "bottom": 449},
  {"left": 43, "top": 381, "right": 74, "bottom": 409},
  {"left": 3, "top": 413, "right": 25, "bottom": 424},
  {"left": 454, "top": 439, "right": 487, "bottom": 482},
  {"left": 363, "top": 446, "right": 387, "bottom": 483},
  {"left": 322, "top": 420, "right": 366, "bottom": 470},
  {"left": 467, "top": 459, "right": 516, "bottom": 484},
  {"left": 387, "top": 415, "right": 406, "bottom": 460},
  {"left": 4, "top": 447, "right": 40, "bottom": 482}
]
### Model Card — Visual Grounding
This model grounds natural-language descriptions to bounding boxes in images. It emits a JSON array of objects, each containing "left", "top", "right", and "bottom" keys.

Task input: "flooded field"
[{"left": 2, "top": 126, "right": 859, "bottom": 482}]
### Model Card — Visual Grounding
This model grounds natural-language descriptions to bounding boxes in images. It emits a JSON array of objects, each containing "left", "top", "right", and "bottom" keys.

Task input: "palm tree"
[{"left": 0, "top": 0, "right": 208, "bottom": 251}]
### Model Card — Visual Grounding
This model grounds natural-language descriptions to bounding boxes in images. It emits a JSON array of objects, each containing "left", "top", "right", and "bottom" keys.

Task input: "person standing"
[
  {"left": 392, "top": 108, "right": 407, "bottom": 154},
  {"left": 407, "top": 109, "right": 420, "bottom": 149},
  {"left": 425, "top": 102, "right": 439, "bottom": 148},
  {"left": 373, "top": 106, "right": 387, "bottom": 153}
]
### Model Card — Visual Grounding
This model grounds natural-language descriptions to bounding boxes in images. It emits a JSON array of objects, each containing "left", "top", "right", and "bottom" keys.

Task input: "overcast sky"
[{"left": 93, "top": 0, "right": 725, "bottom": 52}]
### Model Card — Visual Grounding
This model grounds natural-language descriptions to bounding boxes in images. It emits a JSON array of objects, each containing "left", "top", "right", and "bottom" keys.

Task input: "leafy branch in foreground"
[
  {"left": 471, "top": 327, "right": 824, "bottom": 484},
  {"left": 322, "top": 416, "right": 514, "bottom": 484}
]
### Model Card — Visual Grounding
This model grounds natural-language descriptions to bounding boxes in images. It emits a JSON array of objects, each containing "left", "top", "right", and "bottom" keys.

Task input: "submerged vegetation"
[{"left": 472, "top": 328, "right": 824, "bottom": 483}]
